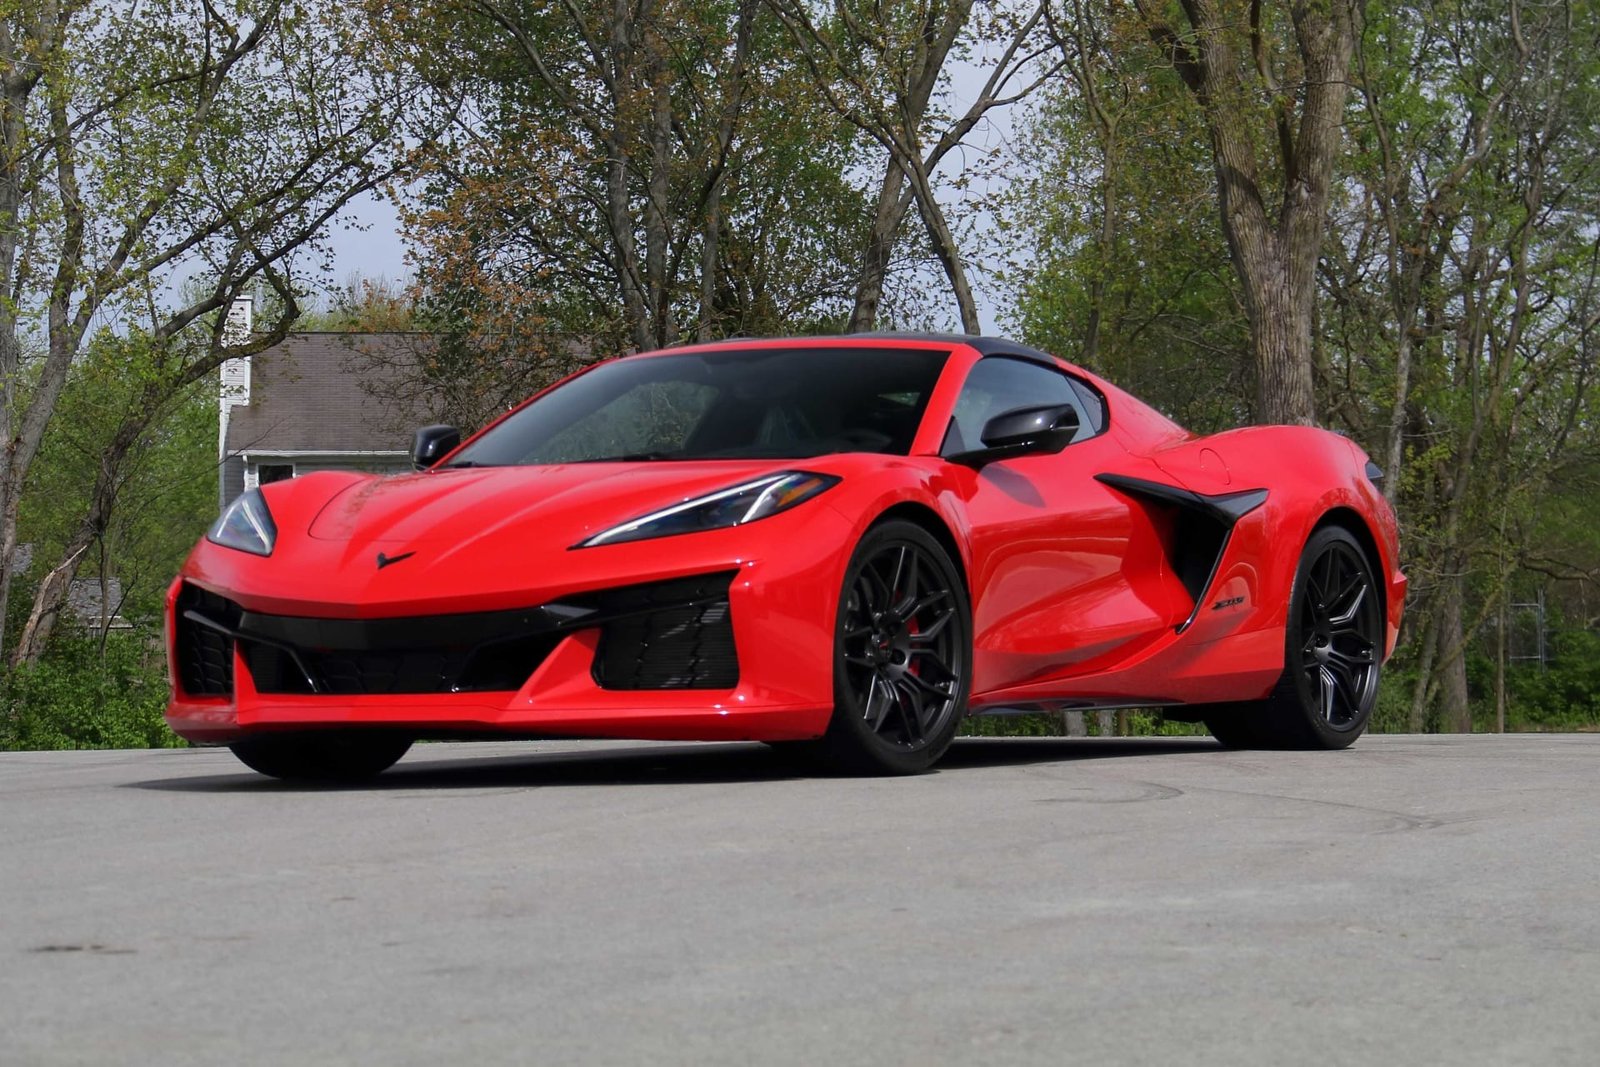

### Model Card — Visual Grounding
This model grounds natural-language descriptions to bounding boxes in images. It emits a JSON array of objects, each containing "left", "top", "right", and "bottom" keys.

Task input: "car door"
[{"left": 941, "top": 356, "right": 1190, "bottom": 695}]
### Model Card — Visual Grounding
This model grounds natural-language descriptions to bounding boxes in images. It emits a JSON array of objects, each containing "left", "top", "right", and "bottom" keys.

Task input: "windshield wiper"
[{"left": 436, "top": 460, "right": 494, "bottom": 469}]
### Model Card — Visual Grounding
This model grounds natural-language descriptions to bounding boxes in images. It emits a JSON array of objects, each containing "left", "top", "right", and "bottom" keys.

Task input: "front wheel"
[
  {"left": 1204, "top": 525, "right": 1383, "bottom": 750},
  {"left": 229, "top": 732, "right": 413, "bottom": 782},
  {"left": 815, "top": 520, "right": 973, "bottom": 774}
]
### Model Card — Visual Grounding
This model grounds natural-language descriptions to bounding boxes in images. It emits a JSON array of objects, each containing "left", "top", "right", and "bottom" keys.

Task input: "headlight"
[
  {"left": 577, "top": 471, "right": 839, "bottom": 548},
  {"left": 207, "top": 488, "right": 277, "bottom": 556}
]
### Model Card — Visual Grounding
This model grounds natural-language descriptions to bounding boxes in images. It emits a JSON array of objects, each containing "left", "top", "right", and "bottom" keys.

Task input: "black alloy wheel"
[
  {"left": 819, "top": 520, "right": 972, "bottom": 774},
  {"left": 229, "top": 731, "right": 413, "bottom": 783},
  {"left": 1297, "top": 534, "right": 1382, "bottom": 730},
  {"left": 1205, "top": 525, "right": 1383, "bottom": 750}
]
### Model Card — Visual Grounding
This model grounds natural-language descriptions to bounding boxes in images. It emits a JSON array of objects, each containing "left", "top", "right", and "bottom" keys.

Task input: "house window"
[{"left": 258, "top": 463, "right": 295, "bottom": 485}]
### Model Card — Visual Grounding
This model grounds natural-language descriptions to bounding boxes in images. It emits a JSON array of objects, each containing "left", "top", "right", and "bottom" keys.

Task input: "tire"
[
  {"left": 229, "top": 732, "right": 412, "bottom": 782},
  {"left": 815, "top": 520, "right": 973, "bottom": 774},
  {"left": 1203, "top": 525, "right": 1383, "bottom": 750}
]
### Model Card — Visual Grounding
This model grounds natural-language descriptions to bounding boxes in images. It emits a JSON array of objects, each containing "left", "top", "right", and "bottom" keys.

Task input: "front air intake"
[
  {"left": 589, "top": 573, "right": 739, "bottom": 690},
  {"left": 173, "top": 572, "right": 739, "bottom": 697},
  {"left": 174, "top": 585, "right": 240, "bottom": 697}
]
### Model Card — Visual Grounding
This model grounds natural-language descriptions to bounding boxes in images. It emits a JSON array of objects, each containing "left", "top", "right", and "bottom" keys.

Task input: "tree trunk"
[
  {"left": 1136, "top": 0, "right": 1356, "bottom": 426},
  {"left": 1084, "top": 153, "right": 1116, "bottom": 367},
  {"left": 904, "top": 151, "right": 980, "bottom": 334},
  {"left": 1434, "top": 571, "right": 1473, "bottom": 733},
  {"left": 12, "top": 539, "right": 92, "bottom": 666},
  {"left": 644, "top": 25, "right": 675, "bottom": 348},
  {"left": 1494, "top": 590, "right": 1507, "bottom": 734},
  {"left": 698, "top": 2, "right": 755, "bottom": 342},
  {"left": 848, "top": 161, "right": 910, "bottom": 332},
  {"left": 605, "top": 6, "right": 650, "bottom": 352},
  {"left": 1237, "top": 261, "right": 1309, "bottom": 423},
  {"left": 1407, "top": 606, "right": 1437, "bottom": 733}
]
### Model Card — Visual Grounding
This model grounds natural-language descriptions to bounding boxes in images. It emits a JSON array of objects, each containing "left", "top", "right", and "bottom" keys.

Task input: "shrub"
[{"left": 0, "top": 632, "right": 182, "bottom": 751}]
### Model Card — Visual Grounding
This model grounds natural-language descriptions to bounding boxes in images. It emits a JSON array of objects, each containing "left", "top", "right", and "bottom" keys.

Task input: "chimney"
[
  {"left": 222, "top": 294, "right": 254, "bottom": 347},
  {"left": 218, "top": 295, "right": 255, "bottom": 506}
]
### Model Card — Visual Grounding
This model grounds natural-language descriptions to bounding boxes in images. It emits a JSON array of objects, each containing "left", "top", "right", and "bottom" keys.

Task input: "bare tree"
[
  {"left": 768, "top": 0, "right": 1059, "bottom": 333},
  {"left": 0, "top": 0, "right": 449, "bottom": 663}
]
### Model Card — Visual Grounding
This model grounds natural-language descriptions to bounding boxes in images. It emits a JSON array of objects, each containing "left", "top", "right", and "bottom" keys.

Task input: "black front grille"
[
  {"left": 239, "top": 631, "right": 564, "bottom": 696},
  {"left": 174, "top": 572, "right": 738, "bottom": 697},
  {"left": 593, "top": 583, "right": 739, "bottom": 691},
  {"left": 175, "top": 585, "right": 240, "bottom": 696}
]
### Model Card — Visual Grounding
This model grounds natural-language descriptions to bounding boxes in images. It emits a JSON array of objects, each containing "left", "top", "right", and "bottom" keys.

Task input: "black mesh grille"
[
  {"left": 239, "top": 633, "right": 564, "bottom": 696},
  {"left": 174, "top": 586, "right": 239, "bottom": 697},
  {"left": 593, "top": 598, "right": 739, "bottom": 690}
]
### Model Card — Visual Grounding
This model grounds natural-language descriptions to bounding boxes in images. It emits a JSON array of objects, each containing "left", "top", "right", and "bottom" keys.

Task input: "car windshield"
[{"left": 445, "top": 346, "right": 950, "bottom": 465}]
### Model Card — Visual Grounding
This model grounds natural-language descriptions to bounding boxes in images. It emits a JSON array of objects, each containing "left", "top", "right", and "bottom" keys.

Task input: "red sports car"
[{"left": 167, "top": 335, "right": 1405, "bottom": 780}]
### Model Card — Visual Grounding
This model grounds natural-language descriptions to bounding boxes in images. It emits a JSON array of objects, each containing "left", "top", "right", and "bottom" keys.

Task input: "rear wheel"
[
  {"left": 816, "top": 521, "right": 972, "bottom": 774},
  {"left": 229, "top": 732, "right": 412, "bottom": 782},
  {"left": 1204, "top": 525, "right": 1382, "bottom": 750}
]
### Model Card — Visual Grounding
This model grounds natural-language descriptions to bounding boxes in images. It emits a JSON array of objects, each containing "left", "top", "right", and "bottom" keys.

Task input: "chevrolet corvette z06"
[{"left": 168, "top": 335, "right": 1405, "bottom": 780}]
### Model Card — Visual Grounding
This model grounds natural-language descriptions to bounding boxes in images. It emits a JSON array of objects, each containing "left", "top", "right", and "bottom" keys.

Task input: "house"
[
  {"left": 217, "top": 298, "right": 441, "bottom": 506},
  {"left": 66, "top": 577, "right": 132, "bottom": 632}
]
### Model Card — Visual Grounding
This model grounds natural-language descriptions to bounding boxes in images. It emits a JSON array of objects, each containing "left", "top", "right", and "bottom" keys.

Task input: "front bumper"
[{"left": 164, "top": 522, "right": 849, "bottom": 746}]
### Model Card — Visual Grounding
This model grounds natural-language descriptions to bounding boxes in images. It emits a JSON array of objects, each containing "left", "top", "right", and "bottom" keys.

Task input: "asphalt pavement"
[{"left": 3, "top": 734, "right": 1598, "bottom": 1065}]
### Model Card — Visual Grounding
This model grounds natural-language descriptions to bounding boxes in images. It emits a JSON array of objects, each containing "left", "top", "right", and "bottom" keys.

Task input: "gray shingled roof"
[{"left": 225, "top": 333, "right": 441, "bottom": 454}]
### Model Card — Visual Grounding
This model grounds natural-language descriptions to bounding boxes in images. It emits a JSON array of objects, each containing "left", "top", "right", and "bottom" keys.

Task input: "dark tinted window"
[
  {"left": 449, "top": 347, "right": 949, "bottom": 465},
  {"left": 1069, "top": 376, "right": 1107, "bottom": 433},
  {"left": 257, "top": 463, "right": 294, "bottom": 484},
  {"left": 941, "top": 356, "right": 1090, "bottom": 454}
]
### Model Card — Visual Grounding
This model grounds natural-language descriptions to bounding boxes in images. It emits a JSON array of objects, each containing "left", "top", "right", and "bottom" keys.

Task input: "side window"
[
  {"left": 941, "top": 356, "right": 1092, "bottom": 455},
  {"left": 1069, "top": 376, "right": 1107, "bottom": 434}
]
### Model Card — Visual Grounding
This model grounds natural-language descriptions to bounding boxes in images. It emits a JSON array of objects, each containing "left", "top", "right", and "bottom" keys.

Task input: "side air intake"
[{"left": 1094, "top": 474, "right": 1267, "bottom": 633}]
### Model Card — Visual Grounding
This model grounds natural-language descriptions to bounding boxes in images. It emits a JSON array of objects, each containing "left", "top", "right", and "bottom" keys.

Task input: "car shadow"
[
  {"left": 126, "top": 742, "right": 796, "bottom": 792},
  {"left": 124, "top": 734, "right": 1222, "bottom": 793},
  {"left": 943, "top": 736, "right": 1220, "bottom": 767}
]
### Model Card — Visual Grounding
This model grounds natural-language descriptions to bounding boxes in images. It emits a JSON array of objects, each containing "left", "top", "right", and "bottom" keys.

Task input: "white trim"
[{"left": 241, "top": 449, "right": 409, "bottom": 459}]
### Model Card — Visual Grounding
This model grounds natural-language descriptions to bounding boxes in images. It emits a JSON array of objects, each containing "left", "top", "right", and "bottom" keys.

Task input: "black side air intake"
[{"left": 1094, "top": 474, "right": 1268, "bottom": 633}]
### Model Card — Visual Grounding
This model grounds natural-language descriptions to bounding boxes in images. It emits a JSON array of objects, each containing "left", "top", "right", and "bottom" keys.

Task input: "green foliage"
[
  {"left": 18, "top": 330, "right": 217, "bottom": 628},
  {"left": 382, "top": 0, "right": 876, "bottom": 427},
  {"left": 1370, "top": 664, "right": 1420, "bottom": 734},
  {"left": 959, "top": 712, "right": 1207, "bottom": 738},
  {"left": 1008, "top": 0, "right": 1600, "bottom": 731},
  {"left": 0, "top": 634, "right": 181, "bottom": 751},
  {"left": 959, "top": 712, "right": 1064, "bottom": 736},
  {"left": 1503, "top": 633, "right": 1600, "bottom": 731},
  {"left": 1002, "top": 19, "right": 1250, "bottom": 432}
]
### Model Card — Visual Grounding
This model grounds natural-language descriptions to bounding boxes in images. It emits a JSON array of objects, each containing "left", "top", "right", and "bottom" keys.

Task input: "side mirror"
[
  {"left": 940, "top": 403, "right": 1081, "bottom": 463},
  {"left": 946, "top": 404, "right": 1080, "bottom": 467},
  {"left": 979, "top": 404, "right": 1080, "bottom": 452},
  {"left": 412, "top": 424, "right": 460, "bottom": 470}
]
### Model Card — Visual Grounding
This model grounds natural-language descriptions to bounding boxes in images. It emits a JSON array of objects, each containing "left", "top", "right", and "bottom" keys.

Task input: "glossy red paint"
[{"left": 166, "top": 334, "right": 1405, "bottom": 746}]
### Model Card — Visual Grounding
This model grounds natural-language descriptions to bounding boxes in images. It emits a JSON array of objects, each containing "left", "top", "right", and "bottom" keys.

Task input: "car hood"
[{"left": 305, "top": 460, "right": 802, "bottom": 548}]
